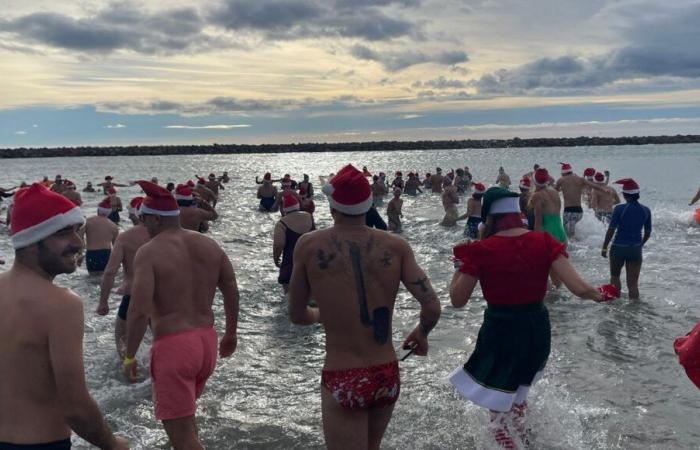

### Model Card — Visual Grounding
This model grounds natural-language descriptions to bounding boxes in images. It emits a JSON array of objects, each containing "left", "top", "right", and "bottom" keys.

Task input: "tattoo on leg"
[{"left": 316, "top": 249, "right": 335, "bottom": 270}]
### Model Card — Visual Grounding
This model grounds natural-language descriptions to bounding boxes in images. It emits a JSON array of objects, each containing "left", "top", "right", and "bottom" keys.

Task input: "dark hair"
[
  {"left": 623, "top": 193, "right": 640, "bottom": 202},
  {"left": 472, "top": 193, "right": 483, "bottom": 200},
  {"left": 176, "top": 199, "right": 193, "bottom": 207},
  {"left": 166, "top": 182, "right": 175, "bottom": 191}
]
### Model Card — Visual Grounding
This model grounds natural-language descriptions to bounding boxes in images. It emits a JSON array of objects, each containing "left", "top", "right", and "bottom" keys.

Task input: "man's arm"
[
  {"left": 690, "top": 188, "right": 700, "bottom": 206},
  {"left": 272, "top": 222, "right": 285, "bottom": 267},
  {"left": 288, "top": 236, "right": 320, "bottom": 325},
  {"left": 400, "top": 241, "right": 441, "bottom": 356},
  {"left": 49, "top": 294, "right": 120, "bottom": 449},
  {"left": 196, "top": 200, "right": 218, "bottom": 221},
  {"left": 125, "top": 248, "right": 154, "bottom": 362},
  {"left": 217, "top": 251, "right": 239, "bottom": 358},
  {"left": 642, "top": 209, "right": 652, "bottom": 245},
  {"left": 97, "top": 240, "right": 124, "bottom": 315}
]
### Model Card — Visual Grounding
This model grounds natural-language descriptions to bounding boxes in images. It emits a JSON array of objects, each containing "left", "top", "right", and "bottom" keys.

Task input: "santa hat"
[
  {"left": 186, "top": 179, "right": 195, "bottom": 188},
  {"left": 107, "top": 187, "right": 117, "bottom": 195},
  {"left": 263, "top": 172, "right": 272, "bottom": 181},
  {"left": 127, "top": 196, "right": 144, "bottom": 216},
  {"left": 174, "top": 184, "right": 193, "bottom": 201},
  {"left": 136, "top": 180, "right": 180, "bottom": 216},
  {"left": 197, "top": 177, "right": 206, "bottom": 185},
  {"left": 395, "top": 171, "right": 402, "bottom": 177},
  {"left": 105, "top": 175, "right": 113, "bottom": 181},
  {"left": 594, "top": 172, "right": 605, "bottom": 183},
  {"left": 208, "top": 173, "right": 215, "bottom": 178},
  {"left": 282, "top": 193, "right": 300, "bottom": 213},
  {"left": 560, "top": 162, "right": 573, "bottom": 175},
  {"left": 583, "top": 168, "right": 595, "bottom": 178},
  {"left": 535, "top": 168, "right": 550, "bottom": 186},
  {"left": 322, "top": 164, "right": 373, "bottom": 215},
  {"left": 97, "top": 198, "right": 112, "bottom": 216},
  {"left": 519, "top": 177, "right": 531, "bottom": 190},
  {"left": 10, "top": 183, "right": 85, "bottom": 249},
  {"left": 615, "top": 178, "right": 639, "bottom": 194},
  {"left": 473, "top": 182, "right": 486, "bottom": 194}
]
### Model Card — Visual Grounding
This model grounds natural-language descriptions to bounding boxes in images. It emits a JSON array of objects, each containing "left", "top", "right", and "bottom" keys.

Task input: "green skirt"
[{"left": 449, "top": 302, "right": 551, "bottom": 412}]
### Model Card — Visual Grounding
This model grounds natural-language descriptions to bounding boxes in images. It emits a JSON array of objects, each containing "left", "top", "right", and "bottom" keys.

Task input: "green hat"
[{"left": 481, "top": 187, "right": 520, "bottom": 220}]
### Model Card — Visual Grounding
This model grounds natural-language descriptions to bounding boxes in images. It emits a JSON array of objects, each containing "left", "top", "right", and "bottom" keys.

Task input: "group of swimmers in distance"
[{"left": 0, "top": 161, "right": 697, "bottom": 450}]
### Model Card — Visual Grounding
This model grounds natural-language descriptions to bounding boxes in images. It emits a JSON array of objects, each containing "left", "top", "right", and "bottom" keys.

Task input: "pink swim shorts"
[{"left": 150, "top": 326, "right": 218, "bottom": 420}]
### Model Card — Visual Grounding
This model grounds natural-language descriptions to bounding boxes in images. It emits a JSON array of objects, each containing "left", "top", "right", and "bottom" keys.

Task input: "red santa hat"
[
  {"left": 614, "top": 178, "right": 639, "bottom": 194},
  {"left": 282, "top": 193, "right": 300, "bottom": 213},
  {"left": 107, "top": 187, "right": 117, "bottom": 195},
  {"left": 197, "top": 177, "right": 206, "bottom": 185},
  {"left": 594, "top": 172, "right": 605, "bottom": 183},
  {"left": 322, "top": 164, "right": 373, "bottom": 215},
  {"left": 583, "top": 168, "right": 595, "bottom": 178},
  {"left": 535, "top": 168, "right": 550, "bottom": 186},
  {"left": 136, "top": 180, "right": 180, "bottom": 216},
  {"left": 263, "top": 172, "right": 272, "bottom": 181},
  {"left": 281, "top": 175, "right": 292, "bottom": 187},
  {"left": 10, "top": 183, "right": 85, "bottom": 249},
  {"left": 473, "top": 182, "right": 486, "bottom": 194},
  {"left": 519, "top": 177, "right": 531, "bottom": 190},
  {"left": 174, "top": 184, "right": 193, "bottom": 201},
  {"left": 127, "top": 196, "right": 144, "bottom": 216},
  {"left": 97, "top": 198, "right": 112, "bottom": 216},
  {"left": 560, "top": 162, "right": 573, "bottom": 175},
  {"left": 186, "top": 179, "right": 195, "bottom": 188}
]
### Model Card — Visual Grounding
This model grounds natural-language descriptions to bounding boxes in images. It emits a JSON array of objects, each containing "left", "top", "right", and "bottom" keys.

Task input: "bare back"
[
  {"left": 85, "top": 215, "right": 119, "bottom": 250},
  {"left": 532, "top": 187, "right": 562, "bottom": 214},
  {"left": 179, "top": 206, "right": 211, "bottom": 231},
  {"left": 0, "top": 270, "right": 75, "bottom": 443},
  {"left": 556, "top": 175, "right": 587, "bottom": 208},
  {"left": 135, "top": 229, "right": 225, "bottom": 337},
  {"left": 295, "top": 227, "right": 416, "bottom": 368},
  {"left": 430, "top": 174, "right": 444, "bottom": 193},
  {"left": 114, "top": 225, "right": 150, "bottom": 294}
]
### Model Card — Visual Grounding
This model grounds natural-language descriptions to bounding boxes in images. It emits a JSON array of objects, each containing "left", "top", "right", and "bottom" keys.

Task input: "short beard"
[{"left": 37, "top": 241, "right": 78, "bottom": 276}]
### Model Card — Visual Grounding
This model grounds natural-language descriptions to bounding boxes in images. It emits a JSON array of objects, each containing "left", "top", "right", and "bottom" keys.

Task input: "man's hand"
[
  {"left": 601, "top": 247, "right": 608, "bottom": 258},
  {"left": 122, "top": 358, "right": 138, "bottom": 383},
  {"left": 112, "top": 436, "right": 130, "bottom": 450},
  {"left": 219, "top": 333, "right": 237, "bottom": 358},
  {"left": 402, "top": 325, "right": 429, "bottom": 356},
  {"left": 95, "top": 302, "right": 109, "bottom": 316},
  {"left": 274, "top": 258, "right": 281, "bottom": 268}
]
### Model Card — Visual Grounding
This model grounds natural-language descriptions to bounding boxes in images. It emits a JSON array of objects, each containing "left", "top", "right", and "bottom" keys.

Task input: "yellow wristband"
[{"left": 123, "top": 356, "right": 136, "bottom": 365}]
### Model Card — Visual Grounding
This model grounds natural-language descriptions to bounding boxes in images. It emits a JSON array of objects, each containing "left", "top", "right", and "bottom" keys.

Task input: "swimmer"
[
  {"left": 531, "top": 168, "right": 566, "bottom": 287},
  {"left": 298, "top": 174, "right": 314, "bottom": 198},
  {"left": 271, "top": 176, "right": 302, "bottom": 215},
  {"left": 391, "top": 171, "right": 404, "bottom": 191},
  {"left": 440, "top": 179, "right": 460, "bottom": 227},
  {"left": 288, "top": 164, "right": 441, "bottom": 450},
  {"left": 205, "top": 173, "right": 225, "bottom": 198},
  {"left": 176, "top": 184, "right": 218, "bottom": 232},
  {"left": 457, "top": 183, "right": 485, "bottom": 239},
  {"left": 387, "top": 187, "right": 404, "bottom": 232},
  {"left": 97, "top": 175, "right": 128, "bottom": 195},
  {"left": 97, "top": 197, "right": 150, "bottom": 360},
  {"left": 273, "top": 194, "right": 315, "bottom": 293},
  {"left": 194, "top": 178, "right": 217, "bottom": 206},
  {"left": 257, "top": 173, "right": 278, "bottom": 212},
  {"left": 403, "top": 172, "right": 423, "bottom": 196},
  {"left": 555, "top": 163, "right": 613, "bottom": 239},
  {"left": 106, "top": 188, "right": 123, "bottom": 224},
  {"left": 371, "top": 175, "right": 389, "bottom": 206},
  {"left": 299, "top": 187, "right": 315, "bottom": 215},
  {"left": 454, "top": 168, "right": 471, "bottom": 193},
  {"left": 123, "top": 181, "right": 240, "bottom": 448},
  {"left": 50, "top": 175, "right": 66, "bottom": 193},
  {"left": 422, "top": 172, "right": 432, "bottom": 191},
  {"left": 591, "top": 172, "right": 620, "bottom": 223},
  {"left": 495, "top": 166, "right": 511, "bottom": 189},
  {"left": 61, "top": 180, "right": 82, "bottom": 206},
  {"left": 0, "top": 184, "right": 128, "bottom": 449},
  {"left": 430, "top": 168, "right": 444, "bottom": 193},
  {"left": 83, "top": 181, "right": 96, "bottom": 193},
  {"left": 80, "top": 198, "right": 119, "bottom": 274},
  {"left": 219, "top": 171, "right": 230, "bottom": 183}
]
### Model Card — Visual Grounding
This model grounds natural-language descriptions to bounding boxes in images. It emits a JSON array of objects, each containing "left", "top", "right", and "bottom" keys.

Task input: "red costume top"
[
  {"left": 674, "top": 321, "right": 700, "bottom": 389},
  {"left": 454, "top": 231, "right": 567, "bottom": 306}
]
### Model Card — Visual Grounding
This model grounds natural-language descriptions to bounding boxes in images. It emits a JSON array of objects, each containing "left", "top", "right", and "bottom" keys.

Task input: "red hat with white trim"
[
  {"left": 174, "top": 184, "right": 193, "bottom": 201},
  {"left": 615, "top": 178, "right": 639, "bottom": 194},
  {"left": 535, "top": 168, "right": 550, "bottom": 186},
  {"left": 186, "top": 179, "right": 195, "bottom": 188},
  {"left": 107, "top": 187, "right": 117, "bottom": 195},
  {"left": 197, "top": 177, "right": 206, "bottom": 185},
  {"left": 10, "top": 183, "right": 85, "bottom": 249},
  {"left": 136, "top": 180, "right": 179, "bottom": 216},
  {"left": 560, "top": 162, "right": 573, "bottom": 175},
  {"left": 594, "top": 172, "right": 605, "bottom": 183},
  {"left": 127, "top": 196, "right": 144, "bottom": 216},
  {"left": 519, "top": 177, "right": 531, "bottom": 190},
  {"left": 322, "top": 164, "right": 372, "bottom": 215},
  {"left": 281, "top": 175, "right": 292, "bottom": 187},
  {"left": 473, "top": 182, "right": 486, "bottom": 194},
  {"left": 282, "top": 193, "right": 300, "bottom": 213},
  {"left": 583, "top": 168, "right": 595, "bottom": 178},
  {"left": 97, "top": 198, "right": 112, "bottom": 216}
]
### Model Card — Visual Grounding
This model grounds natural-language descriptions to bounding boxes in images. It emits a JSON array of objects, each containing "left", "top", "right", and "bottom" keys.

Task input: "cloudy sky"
[{"left": 2, "top": 0, "right": 700, "bottom": 147}]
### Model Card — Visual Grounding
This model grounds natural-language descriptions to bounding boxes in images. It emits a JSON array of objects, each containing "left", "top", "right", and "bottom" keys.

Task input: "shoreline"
[{"left": 2, "top": 134, "right": 699, "bottom": 159}]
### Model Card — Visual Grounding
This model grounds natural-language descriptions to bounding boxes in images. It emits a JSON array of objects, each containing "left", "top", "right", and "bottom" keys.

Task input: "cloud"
[
  {"left": 164, "top": 124, "right": 251, "bottom": 129},
  {"left": 14, "top": 131, "right": 27, "bottom": 135},
  {"left": 473, "top": 3, "right": 700, "bottom": 95},
  {"left": 412, "top": 75, "right": 467, "bottom": 89},
  {"left": 0, "top": 3, "right": 231, "bottom": 55},
  {"left": 208, "top": 0, "right": 421, "bottom": 41},
  {"left": 350, "top": 44, "right": 467, "bottom": 71},
  {"left": 399, "top": 114, "right": 424, "bottom": 119},
  {"left": 104, "top": 124, "right": 126, "bottom": 129}
]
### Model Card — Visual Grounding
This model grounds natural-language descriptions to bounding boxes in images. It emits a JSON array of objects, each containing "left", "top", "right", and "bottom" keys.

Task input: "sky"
[{"left": 2, "top": 0, "right": 700, "bottom": 147}]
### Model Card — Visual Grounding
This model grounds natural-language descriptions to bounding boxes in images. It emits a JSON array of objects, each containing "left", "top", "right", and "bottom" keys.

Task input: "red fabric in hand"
[
  {"left": 597, "top": 284, "right": 620, "bottom": 302},
  {"left": 674, "top": 321, "right": 700, "bottom": 389}
]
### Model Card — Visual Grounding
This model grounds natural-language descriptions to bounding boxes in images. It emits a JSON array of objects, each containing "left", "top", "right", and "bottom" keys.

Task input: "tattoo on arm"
[{"left": 410, "top": 277, "right": 430, "bottom": 293}]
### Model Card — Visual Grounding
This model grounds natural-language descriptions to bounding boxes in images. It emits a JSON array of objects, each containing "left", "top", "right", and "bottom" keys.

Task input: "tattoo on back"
[
  {"left": 316, "top": 249, "right": 335, "bottom": 270},
  {"left": 380, "top": 251, "right": 392, "bottom": 268},
  {"left": 348, "top": 240, "right": 389, "bottom": 345}
]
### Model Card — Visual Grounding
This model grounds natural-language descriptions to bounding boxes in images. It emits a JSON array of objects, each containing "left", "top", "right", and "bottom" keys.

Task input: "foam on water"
[{"left": 0, "top": 144, "right": 698, "bottom": 449}]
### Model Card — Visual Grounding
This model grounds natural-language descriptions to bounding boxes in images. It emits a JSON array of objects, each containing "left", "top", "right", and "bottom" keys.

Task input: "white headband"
[{"left": 489, "top": 196, "right": 520, "bottom": 215}]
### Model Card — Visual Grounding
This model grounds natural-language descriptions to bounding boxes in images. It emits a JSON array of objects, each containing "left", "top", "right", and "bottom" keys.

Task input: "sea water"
[{"left": 0, "top": 144, "right": 698, "bottom": 449}]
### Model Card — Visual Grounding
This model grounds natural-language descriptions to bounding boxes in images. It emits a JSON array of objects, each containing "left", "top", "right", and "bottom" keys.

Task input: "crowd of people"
[{"left": 0, "top": 161, "right": 697, "bottom": 450}]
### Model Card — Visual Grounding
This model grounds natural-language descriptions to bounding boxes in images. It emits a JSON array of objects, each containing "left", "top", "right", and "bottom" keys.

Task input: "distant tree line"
[{"left": 2, "top": 134, "right": 699, "bottom": 159}]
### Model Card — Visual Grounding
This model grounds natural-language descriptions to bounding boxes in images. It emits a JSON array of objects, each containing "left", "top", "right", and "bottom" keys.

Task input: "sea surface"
[{"left": 0, "top": 144, "right": 698, "bottom": 449}]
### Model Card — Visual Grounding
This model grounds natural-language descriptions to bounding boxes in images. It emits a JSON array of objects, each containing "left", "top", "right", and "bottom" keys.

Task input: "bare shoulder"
[{"left": 375, "top": 228, "right": 410, "bottom": 253}]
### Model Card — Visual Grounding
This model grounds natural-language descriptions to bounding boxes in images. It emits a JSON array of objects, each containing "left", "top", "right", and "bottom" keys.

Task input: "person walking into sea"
[
  {"left": 81, "top": 198, "right": 119, "bottom": 274},
  {"left": 176, "top": 184, "right": 218, "bottom": 232},
  {"left": 273, "top": 193, "right": 314, "bottom": 293},
  {"left": 555, "top": 162, "right": 611, "bottom": 239},
  {"left": 403, "top": 172, "right": 423, "bottom": 196},
  {"left": 257, "top": 173, "right": 278, "bottom": 212},
  {"left": 271, "top": 176, "right": 303, "bottom": 215},
  {"left": 457, "top": 182, "right": 485, "bottom": 239},
  {"left": 519, "top": 177, "right": 534, "bottom": 229},
  {"left": 440, "top": 179, "right": 460, "bottom": 227},
  {"left": 123, "top": 181, "right": 240, "bottom": 448},
  {"left": 591, "top": 172, "right": 620, "bottom": 223},
  {"left": 495, "top": 166, "right": 511, "bottom": 189},
  {"left": 387, "top": 187, "right": 404, "bottom": 232},
  {"left": 97, "top": 197, "right": 150, "bottom": 361},
  {"left": 106, "top": 188, "right": 123, "bottom": 224},
  {"left": 288, "top": 164, "right": 441, "bottom": 450},
  {"left": 371, "top": 175, "right": 388, "bottom": 206},
  {"left": 97, "top": 175, "right": 128, "bottom": 195},
  {"left": 0, "top": 184, "right": 129, "bottom": 450},
  {"left": 430, "top": 168, "right": 445, "bottom": 193},
  {"left": 450, "top": 187, "right": 618, "bottom": 448},
  {"left": 602, "top": 178, "right": 652, "bottom": 300},
  {"left": 531, "top": 168, "right": 567, "bottom": 244}
]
